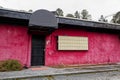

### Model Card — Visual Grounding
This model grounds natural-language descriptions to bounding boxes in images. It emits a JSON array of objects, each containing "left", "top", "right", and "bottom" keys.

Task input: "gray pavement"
[{"left": 0, "top": 64, "right": 120, "bottom": 79}]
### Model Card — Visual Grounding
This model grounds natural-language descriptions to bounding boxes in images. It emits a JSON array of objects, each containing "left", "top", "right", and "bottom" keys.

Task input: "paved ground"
[{"left": 0, "top": 64, "right": 120, "bottom": 79}]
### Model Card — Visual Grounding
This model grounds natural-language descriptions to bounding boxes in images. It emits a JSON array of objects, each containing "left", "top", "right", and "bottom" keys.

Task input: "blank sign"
[{"left": 58, "top": 36, "right": 88, "bottom": 50}]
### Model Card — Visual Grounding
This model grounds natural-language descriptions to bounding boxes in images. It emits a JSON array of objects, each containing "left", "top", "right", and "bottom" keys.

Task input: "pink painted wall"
[
  {"left": 0, "top": 24, "right": 31, "bottom": 67},
  {"left": 45, "top": 28, "right": 120, "bottom": 66}
]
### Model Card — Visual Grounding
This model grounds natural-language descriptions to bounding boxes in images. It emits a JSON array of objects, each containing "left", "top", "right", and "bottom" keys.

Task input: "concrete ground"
[{"left": 0, "top": 64, "right": 120, "bottom": 79}]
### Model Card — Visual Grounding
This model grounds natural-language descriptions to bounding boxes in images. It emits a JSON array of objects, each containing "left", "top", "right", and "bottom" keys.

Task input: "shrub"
[
  {"left": 0, "top": 61, "right": 6, "bottom": 71},
  {"left": 0, "top": 59, "right": 23, "bottom": 72}
]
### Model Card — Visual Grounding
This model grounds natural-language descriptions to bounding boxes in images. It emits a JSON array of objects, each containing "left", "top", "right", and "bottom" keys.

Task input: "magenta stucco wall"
[
  {"left": 1, "top": 24, "right": 120, "bottom": 67},
  {"left": 45, "top": 28, "right": 120, "bottom": 66},
  {"left": 0, "top": 24, "right": 31, "bottom": 67}
]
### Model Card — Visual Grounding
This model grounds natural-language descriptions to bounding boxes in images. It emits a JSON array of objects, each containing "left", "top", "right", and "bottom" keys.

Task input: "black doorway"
[{"left": 31, "top": 35, "right": 45, "bottom": 66}]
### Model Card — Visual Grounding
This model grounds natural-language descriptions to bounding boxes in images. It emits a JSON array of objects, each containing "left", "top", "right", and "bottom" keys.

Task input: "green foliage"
[
  {"left": 0, "top": 59, "right": 23, "bottom": 72},
  {"left": 56, "top": 8, "right": 64, "bottom": 16},
  {"left": 66, "top": 13, "right": 74, "bottom": 18},
  {"left": 81, "top": 9, "right": 91, "bottom": 20},
  {"left": 111, "top": 11, "right": 120, "bottom": 24},
  {"left": 55, "top": 8, "right": 92, "bottom": 20},
  {"left": 74, "top": 11, "right": 80, "bottom": 19},
  {"left": 98, "top": 15, "right": 108, "bottom": 22}
]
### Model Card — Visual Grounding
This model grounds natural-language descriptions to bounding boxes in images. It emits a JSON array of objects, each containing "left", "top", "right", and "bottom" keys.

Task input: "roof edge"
[{"left": 0, "top": 8, "right": 120, "bottom": 31}]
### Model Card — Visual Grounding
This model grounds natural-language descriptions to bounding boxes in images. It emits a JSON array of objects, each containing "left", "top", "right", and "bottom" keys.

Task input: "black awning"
[{"left": 29, "top": 9, "right": 58, "bottom": 29}]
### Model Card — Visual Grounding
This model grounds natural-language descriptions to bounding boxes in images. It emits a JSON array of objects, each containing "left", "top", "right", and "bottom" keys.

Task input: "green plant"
[{"left": 0, "top": 59, "right": 23, "bottom": 72}]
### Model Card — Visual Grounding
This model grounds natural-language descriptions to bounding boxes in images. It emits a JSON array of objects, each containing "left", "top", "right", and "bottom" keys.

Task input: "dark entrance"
[{"left": 31, "top": 35, "right": 45, "bottom": 66}]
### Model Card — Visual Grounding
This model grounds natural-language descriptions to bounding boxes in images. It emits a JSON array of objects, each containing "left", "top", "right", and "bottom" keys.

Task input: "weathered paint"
[
  {"left": 45, "top": 28, "right": 120, "bottom": 66},
  {"left": 1, "top": 24, "right": 120, "bottom": 67},
  {"left": 0, "top": 24, "right": 31, "bottom": 67}
]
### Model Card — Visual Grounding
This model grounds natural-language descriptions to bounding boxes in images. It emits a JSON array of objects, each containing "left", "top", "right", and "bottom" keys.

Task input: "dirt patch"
[{"left": 30, "top": 67, "right": 48, "bottom": 71}]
